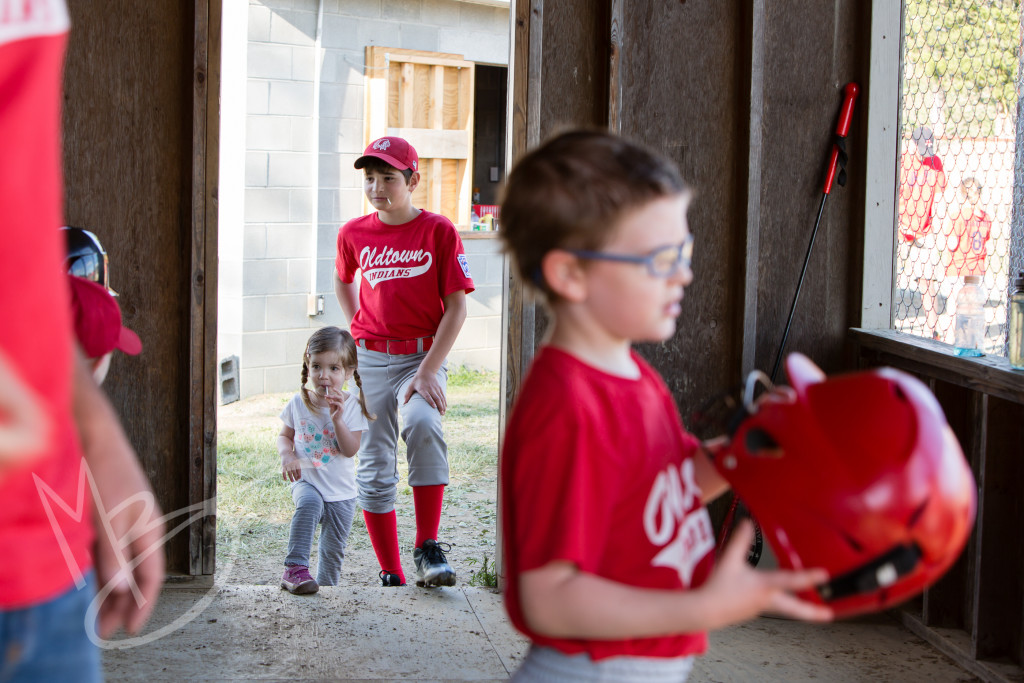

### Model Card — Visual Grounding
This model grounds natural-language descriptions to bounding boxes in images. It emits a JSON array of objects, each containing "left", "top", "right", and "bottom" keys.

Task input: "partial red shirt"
[
  {"left": 942, "top": 206, "right": 991, "bottom": 277},
  {"left": 898, "top": 151, "right": 946, "bottom": 242},
  {"left": 335, "top": 210, "right": 475, "bottom": 341},
  {"left": 501, "top": 346, "right": 715, "bottom": 661},
  {"left": 0, "top": 0, "right": 95, "bottom": 609}
]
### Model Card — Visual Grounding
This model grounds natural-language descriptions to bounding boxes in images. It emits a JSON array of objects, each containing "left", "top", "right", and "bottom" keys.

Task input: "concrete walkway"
[{"left": 102, "top": 583, "right": 981, "bottom": 682}]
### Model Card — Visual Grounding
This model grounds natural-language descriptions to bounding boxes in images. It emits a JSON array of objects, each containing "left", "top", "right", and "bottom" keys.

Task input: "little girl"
[{"left": 277, "top": 326, "right": 373, "bottom": 594}]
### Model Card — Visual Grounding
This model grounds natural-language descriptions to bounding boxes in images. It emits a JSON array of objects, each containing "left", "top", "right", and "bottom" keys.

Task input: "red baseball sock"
[
  {"left": 413, "top": 484, "right": 445, "bottom": 548},
  {"left": 363, "top": 510, "right": 405, "bottom": 582}
]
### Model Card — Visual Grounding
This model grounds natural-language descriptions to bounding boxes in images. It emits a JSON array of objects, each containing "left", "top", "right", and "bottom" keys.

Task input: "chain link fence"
[{"left": 895, "top": 0, "right": 1024, "bottom": 355}]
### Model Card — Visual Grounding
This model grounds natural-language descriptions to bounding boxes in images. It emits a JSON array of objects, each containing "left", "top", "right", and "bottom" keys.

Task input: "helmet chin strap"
[{"left": 817, "top": 543, "right": 922, "bottom": 602}]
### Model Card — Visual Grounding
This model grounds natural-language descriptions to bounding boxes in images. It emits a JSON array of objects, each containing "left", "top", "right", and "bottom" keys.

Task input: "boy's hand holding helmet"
[{"left": 710, "top": 353, "right": 976, "bottom": 619}]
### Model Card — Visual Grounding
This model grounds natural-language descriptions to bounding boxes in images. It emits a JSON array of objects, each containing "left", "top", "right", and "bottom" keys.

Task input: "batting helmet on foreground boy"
[{"left": 498, "top": 129, "right": 832, "bottom": 682}]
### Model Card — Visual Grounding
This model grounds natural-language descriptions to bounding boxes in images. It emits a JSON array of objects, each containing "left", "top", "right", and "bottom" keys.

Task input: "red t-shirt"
[
  {"left": 942, "top": 206, "right": 991, "bottom": 277},
  {"left": 501, "top": 346, "right": 715, "bottom": 661},
  {"left": 898, "top": 152, "right": 946, "bottom": 242},
  {"left": 335, "top": 210, "right": 475, "bottom": 341},
  {"left": 0, "top": 1, "right": 94, "bottom": 609}
]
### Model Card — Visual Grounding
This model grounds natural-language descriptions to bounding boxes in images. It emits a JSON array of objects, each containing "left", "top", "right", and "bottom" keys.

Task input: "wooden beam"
[
  {"left": 741, "top": 0, "right": 765, "bottom": 377},
  {"left": 849, "top": 329, "right": 1024, "bottom": 404},
  {"left": 386, "top": 127, "right": 470, "bottom": 159}
]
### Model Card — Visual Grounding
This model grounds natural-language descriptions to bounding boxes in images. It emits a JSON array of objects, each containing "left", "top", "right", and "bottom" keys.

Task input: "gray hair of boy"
[{"left": 498, "top": 128, "right": 689, "bottom": 300}]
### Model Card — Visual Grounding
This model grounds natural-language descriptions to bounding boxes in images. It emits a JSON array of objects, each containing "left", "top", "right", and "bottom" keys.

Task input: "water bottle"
[
  {"left": 1010, "top": 271, "right": 1024, "bottom": 370},
  {"left": 953, "top": 275, "right": 985, "bottom": 357}
]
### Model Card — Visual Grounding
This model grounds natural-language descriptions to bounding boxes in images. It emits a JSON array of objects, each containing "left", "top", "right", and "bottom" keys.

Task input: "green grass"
[{"left": 215, "top": 368, "right": 500, "bottom": 570}]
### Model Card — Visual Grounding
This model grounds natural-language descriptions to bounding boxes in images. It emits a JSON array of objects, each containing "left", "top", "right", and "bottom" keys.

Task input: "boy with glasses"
[{"left": 498, "top": 129, "right": 832, "bottom": 681}]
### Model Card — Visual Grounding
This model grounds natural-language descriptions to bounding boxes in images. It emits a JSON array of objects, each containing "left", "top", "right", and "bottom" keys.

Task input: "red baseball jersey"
[
  {"left": 898, "top": 151, "right": 946, "bottom": 242},
  {"left": 501, "top": 346, "right": 715, "bottom": 661},
  {"left": 335, "top": 210, "right": 475, "bottom": 341},
  {"left": 943, "top": 206, "right": 991, "bottom": 277},
  {"left": 0, "top": 0, "right": 95, "bottom": 609}
]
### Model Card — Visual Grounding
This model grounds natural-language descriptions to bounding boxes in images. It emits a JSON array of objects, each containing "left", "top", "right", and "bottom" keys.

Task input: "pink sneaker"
[{"left": 281, "top": 565, "right": 319, "bottom": 594}]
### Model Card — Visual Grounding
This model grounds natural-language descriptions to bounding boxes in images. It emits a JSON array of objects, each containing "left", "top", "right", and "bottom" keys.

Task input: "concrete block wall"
[{"left": 223, "top": 0, "right": 510, "bottom": 398}]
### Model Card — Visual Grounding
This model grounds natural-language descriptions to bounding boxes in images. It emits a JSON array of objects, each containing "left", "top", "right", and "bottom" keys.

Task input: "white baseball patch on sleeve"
[{"left": 457, "top": 253, "right": 471, "bottom": 278}]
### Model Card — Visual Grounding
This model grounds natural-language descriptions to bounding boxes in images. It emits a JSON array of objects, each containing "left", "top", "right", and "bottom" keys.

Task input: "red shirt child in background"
[
  {"left": 942, "top": 177, "right": 991, "bottom": 279},
  {"left": 497, "top": 130, "right": 832, "bottom": 682},
  {"left": 898, "top": 126, "right": 946, "bottom": 245}
]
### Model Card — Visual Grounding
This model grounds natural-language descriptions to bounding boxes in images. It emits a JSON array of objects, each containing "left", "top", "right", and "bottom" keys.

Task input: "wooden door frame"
[{"left": 190, "top": 0, "right": 221, "bottom": 577}]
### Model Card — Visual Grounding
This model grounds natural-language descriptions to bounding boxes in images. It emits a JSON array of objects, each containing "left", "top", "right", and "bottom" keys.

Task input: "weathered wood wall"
[
  {"left": 505, "top": 0, "right": 869, "bottom": 425},
  {"left": 853, "top": 330, "right": 1024, "bottom": 676},
  {"left": 62, "top": 0, "right": 220, "bottom": 577}
]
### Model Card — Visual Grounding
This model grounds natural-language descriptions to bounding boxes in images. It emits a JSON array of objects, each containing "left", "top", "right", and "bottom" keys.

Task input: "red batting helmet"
[{"left": 715, "top": 353, "right": 976, "bottom": 618}]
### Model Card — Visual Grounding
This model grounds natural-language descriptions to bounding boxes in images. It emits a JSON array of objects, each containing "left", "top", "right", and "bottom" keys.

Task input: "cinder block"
[
  {"left": 438, "top": 28, "right": 509, "bottom": 65},
  {"left": 319, "top": 83, "right": 362, "bottom": 121},
  {"left": 270, "top": 9, "right": 317, "bottom": 46},
  {"left": 318, "top": 190, "right": 340, "bottom": 226},
  {"left": 266, "top": 293, "right": 312, "bottom": 329},
  {"left": 459, "top": 3, "right": 506, "bottom": 33},
  {"left": 242, "top": 296, "right": 267, "bottom": 332},
  {"left": 247, "top": 80, "right": 269, "bottom": 115},
  {"left": 321, "top": 13, "right": 359, "bottom": 49},
  {"left": 243, "top": 224, "right": 268, "bottom": 259},
  {"left": 286, "top": 259, "right": 313, "bottom": 293},
  {"left": 265, "top": 364, "right": 303, "bottom": 394},
  {"left": 291, "top": 117, "right": 314, "bottom": 152},
  {"left": 248, "top": 5, "right": 271, "bottom": 42},
  {"left": 268, "top": 151, "right": 314, "bottom": 187},
  {"left": 266, "top": 224, "right": 310, "bottom": 259},
  {"left": 248, "top": 43, "right": 292, "bottom": 80},
  {"left": 219, "top": 355, "right": 240, "bottom": 405},
  {"left": 243, "top": 260, "right": 290, "bottom": 296},
  {"left": 338, "top": 188, "right": 364, "bottom": 219},
  {"left": 357, "top": 19, "right": 391, "bottom": 47},
  {"left": 422, "top": 0, "right": 459, "bottom": 26},
  {"left": 268, "top": 81, "right": 314, "bottom": 116},
  {"left": 242, "top": 330, "right": 290, "bottom": 367},
  {"left": 240, "top": 368, "right": 264, "bottom": 398},
  {"left": 245, "top": 151, "right": 269, "bottom": 187},
  {"left": 335, "top": 0, "right": 381, "bottom": 20},
  {"left": 288, "top": 189, "right": 314, "bottom": 222},
  {"left": 248, "top": 116, "right": 293, "bottom": 151},
  {"left": 291, "top": 46, "right": 315, "bottom": 81},
  {"left": 486, "top": 253, "right": 506, "bottom": 282},
  {"left": 245, "top": 188, "right": 291, "bottom": 222},
  {"left": 317, "top": 153, "right": 339, "bottom": 187},
  {"left": 399, "top": 24, "right": 438, "bottom": 52},
  {"left": 382, "top": 0, "right": 421, "bottom": 22}
]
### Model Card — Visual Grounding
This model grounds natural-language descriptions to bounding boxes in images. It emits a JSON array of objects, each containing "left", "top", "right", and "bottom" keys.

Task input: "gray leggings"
[
  {"left": 355, "top": 348, "right": 449, "bottom": 513},
  {"left": 285, "top": 481, "right": 356, "bottom": 586}
]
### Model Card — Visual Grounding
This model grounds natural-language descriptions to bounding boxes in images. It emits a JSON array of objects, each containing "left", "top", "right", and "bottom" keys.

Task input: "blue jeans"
[{"left": 0, "top": 572, "right": 101, "bottom": 683}]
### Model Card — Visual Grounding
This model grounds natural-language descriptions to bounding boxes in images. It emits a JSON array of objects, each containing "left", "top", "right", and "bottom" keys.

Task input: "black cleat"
[{"left": 413, "top": 539, "right": 456, "bottom": 587}]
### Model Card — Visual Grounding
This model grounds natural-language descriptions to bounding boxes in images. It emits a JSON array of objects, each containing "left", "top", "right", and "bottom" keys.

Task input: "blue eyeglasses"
[{"left": 566, "top": 234, "right": 694, "bottom": 278}]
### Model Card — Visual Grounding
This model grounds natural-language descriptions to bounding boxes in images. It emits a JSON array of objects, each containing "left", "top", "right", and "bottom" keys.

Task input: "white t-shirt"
[{"left": 279, "top": 389, "right": 368, "bottom": 501}]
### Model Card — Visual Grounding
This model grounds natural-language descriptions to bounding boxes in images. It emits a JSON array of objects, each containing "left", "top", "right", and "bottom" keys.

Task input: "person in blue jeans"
[{"left": 1, "top": 4, "right": 165, "bottom": 681}]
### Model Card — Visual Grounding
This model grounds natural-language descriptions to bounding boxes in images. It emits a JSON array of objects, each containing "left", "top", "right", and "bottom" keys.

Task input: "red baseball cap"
[
  {"left": 68, "top": 275, "right": 142, "bottom": 358},
  {"left": 354, "top": 136, "right": 419, "bottom": 172}
]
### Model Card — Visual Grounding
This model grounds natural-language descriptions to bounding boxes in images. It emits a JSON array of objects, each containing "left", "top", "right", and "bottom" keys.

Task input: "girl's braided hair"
[{"left": 300, "top": 326, "right": 374, "bottom": 420}]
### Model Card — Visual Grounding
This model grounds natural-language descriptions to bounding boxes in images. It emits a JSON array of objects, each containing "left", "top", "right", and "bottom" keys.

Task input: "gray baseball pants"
[
  {"left": 285, "top": 481, "right": 356, "bottom": 586},
  {"left": 355, "top": 348, "right": 449, "bottom": 514}
]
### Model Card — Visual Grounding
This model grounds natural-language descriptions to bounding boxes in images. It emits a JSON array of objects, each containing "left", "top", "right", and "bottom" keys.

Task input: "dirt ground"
[{"left": 190, "top": 396, "right": 993, "bottom": 682}]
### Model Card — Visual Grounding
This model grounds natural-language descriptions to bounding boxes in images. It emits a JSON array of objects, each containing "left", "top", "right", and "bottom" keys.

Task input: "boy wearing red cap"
[
  {"left": 334, "top": 136, "right": 474, "bottom": 587},
  {"left": 68, "top": 275, "right": 142, "bottom": 384}
]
